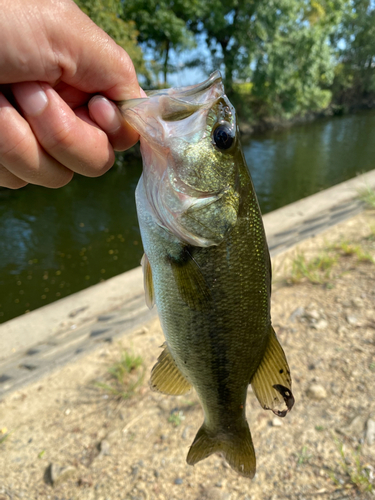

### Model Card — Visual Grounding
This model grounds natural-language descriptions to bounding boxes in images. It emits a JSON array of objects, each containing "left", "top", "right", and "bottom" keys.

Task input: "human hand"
[{"left": 0, "top": 0, "right": 141, "bottom": 189}]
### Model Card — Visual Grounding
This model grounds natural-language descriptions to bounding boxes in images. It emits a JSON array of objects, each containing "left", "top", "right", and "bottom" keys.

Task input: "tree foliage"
[
  {"left": 249, "top": 0, "right": 346, "bottom": 117},
  {"left": 333, "top": 0, "right": 375, "bottom": 101},
  {"left": 122, "top": 0, "right": 201, "bottom": 84},
  {"left": 179, "top": 0, "right": 346, "bottom": 116},
  {"left": 75, "top": 0, "right": 375, "bottom": 121}
]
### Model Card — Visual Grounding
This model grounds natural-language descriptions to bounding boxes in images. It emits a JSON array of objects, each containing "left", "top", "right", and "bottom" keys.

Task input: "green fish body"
[{"left": 119, "top": 72, "right": 294, "bottom": 478}]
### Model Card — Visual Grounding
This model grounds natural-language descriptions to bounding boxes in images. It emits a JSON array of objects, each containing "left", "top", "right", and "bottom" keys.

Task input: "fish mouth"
[
  {"left": 120, "top": 72, "right": 237, "bottom": 247},
  {"left": 117, "top": 71, "right": 233, "bottom": 158},
  {"left": 118, "top": 70, "right": 223, "bottom": 111},
  {"left": 117, "top": 71, "right": 225, "bottom": 133}
]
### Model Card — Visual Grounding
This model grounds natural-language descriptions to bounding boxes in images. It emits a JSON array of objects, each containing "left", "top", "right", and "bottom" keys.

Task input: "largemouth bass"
[{"left": 118, "top": 71, "right": 294, "bottom": 478}]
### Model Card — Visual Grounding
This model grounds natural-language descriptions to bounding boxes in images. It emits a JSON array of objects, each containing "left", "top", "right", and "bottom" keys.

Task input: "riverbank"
[
  {"left": 238, "top": 99, "right": 375, "bottom": 136},
  {"left": 2, "top": 112, "right": 375, "bottom": 324},
  {"left": 1, "top": 208, "right": 374, "bottom": 500}
]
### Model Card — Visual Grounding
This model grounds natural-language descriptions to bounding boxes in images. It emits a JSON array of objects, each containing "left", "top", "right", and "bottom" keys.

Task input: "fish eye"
[{"left": 213, "top": 123, "right": 235, "bottom": 150}]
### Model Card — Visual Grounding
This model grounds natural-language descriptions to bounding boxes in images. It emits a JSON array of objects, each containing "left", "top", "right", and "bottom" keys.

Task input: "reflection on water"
[
  {"left": 1, "top": 111, "right": 375, "bottom": 323},
  {"left": 246, "top": 111, "right": 375, "bottom": 213},
  {"left": 0, "top": 159, "right": 144, "bottom": 323}
]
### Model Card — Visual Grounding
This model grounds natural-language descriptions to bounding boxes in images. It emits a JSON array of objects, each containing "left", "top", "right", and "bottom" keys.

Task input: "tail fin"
[{"left": 186, "top": 422, "right": 256, "bottom": 478}]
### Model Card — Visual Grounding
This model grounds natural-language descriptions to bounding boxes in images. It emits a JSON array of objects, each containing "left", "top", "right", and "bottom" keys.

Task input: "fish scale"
[{"left": 119, "top": 71, "right": 294, "bottom": 478}]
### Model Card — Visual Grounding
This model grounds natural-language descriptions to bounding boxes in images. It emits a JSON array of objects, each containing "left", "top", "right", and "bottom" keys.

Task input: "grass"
[
  {"left": 327, "top": 436, "right": 374, "bottom": 493},
  {"left": 286, "top": 233, "right": 375, "bottom": 285},
  {"left": 168, "top": 410, "right": 185, "bottom": 427},
  {"left": 0, "top": 428, "right": 11, "bottom": 446},
  {"left": 334, "top": 241, "right": 374, "bottom": 263},
  {"left": 95, "top": 350, "right": 145, "bottom": 400},
  {"left": 358, "top": 185, "right": 375, "bottom": 209},
  {"left": 295, "top": 445, "right": 312, "bottom": 465},
  {"left": 288, "top": 252, "right": 337, "bottom": 284}
]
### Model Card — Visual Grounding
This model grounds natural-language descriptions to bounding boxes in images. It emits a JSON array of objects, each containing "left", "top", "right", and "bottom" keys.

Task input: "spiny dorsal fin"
[
  {"left": 141, "top": 253, "right": 155, "bottom": 309},
  {"left": 187, "top": 421, "right": 256, "bottom": 479},
  {"left": 251, "top": 326, "right": 294, "bottom": 417},
  {"left": 168, "top": 248, "right": 211, "bottom": 311},
  {"left": 150, "top": 343, "right": 191, "bottom": 395}
]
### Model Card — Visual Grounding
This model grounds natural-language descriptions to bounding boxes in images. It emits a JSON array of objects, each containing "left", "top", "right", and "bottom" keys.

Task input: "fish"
[{"left": 118, "top": 71, "right": 294, "bottom": 478}]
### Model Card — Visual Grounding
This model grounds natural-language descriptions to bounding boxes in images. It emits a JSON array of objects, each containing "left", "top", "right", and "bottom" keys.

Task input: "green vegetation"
[
  {"left": 0, "top": 428, "right": 11, "bottom": 446},
  {"left": 288, "top": 252, "right": 337, "bottom": 284},
  {"left": 335, "top": 241, "right": 374, "bottom": 264},
  {"left": 295, "top": 445, "right": 312, "bottom": 465},
  {"left": 121, "top": 0, "right": 198, "bottom": 85},
  {"left": 328, "top": 437, "right": 374, "bottom": 493},
  {"left": 168, "top": 410, "right": 185, "bottom": 427},
  {"left": 95, "top": 350, "right": 145, "bottom": 400},
  {"left": 74, "top": 0, "right": 375, "bottom": 124},
  {"left": 359, "top": 186, "right": 375, "bottom": 210},
  {"left": 287, "top": 232, "right": 375, "bottom": 285}
]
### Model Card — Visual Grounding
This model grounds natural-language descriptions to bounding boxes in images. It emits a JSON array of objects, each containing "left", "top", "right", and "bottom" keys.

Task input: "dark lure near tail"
[{"left": 118, "top": 71, "right": 294, "bottom": 478}]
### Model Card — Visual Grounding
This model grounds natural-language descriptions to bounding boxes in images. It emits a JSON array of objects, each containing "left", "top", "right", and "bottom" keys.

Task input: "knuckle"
[
  {"left": 0, "top": 129, "right": 34, "bottom": 165},
  {"left": 41, "top": 114, "right": 76, "bottom": 152}
]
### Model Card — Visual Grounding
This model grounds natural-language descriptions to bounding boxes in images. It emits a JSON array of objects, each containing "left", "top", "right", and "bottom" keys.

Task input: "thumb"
[{"left": 49, "top": 0, "right": 141, "bottom": 100}]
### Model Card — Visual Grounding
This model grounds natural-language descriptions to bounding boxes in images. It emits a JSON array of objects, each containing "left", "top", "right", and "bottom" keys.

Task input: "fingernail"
[
  {"left": 89, "top": 96, "right": 121, "bottom": 133},
  {"left": 13, "top": 82, "right": 48, "bottom": 117}
]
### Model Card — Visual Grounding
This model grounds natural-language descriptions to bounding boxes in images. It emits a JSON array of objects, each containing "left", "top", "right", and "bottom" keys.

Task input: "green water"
[{"left": 1, "top": 111, "right": 375, "bottom": 323}]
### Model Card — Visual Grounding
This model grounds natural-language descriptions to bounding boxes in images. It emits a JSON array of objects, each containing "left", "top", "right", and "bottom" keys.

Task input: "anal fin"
[
  {"left": 251, "top": 326, "right": 295, "bottom": 417},
  {"left": 141, "top": 253, "right": 155, "bottom": 309},
  {"left": 150, "top": 343, "right": 191, "bottom": 395}
]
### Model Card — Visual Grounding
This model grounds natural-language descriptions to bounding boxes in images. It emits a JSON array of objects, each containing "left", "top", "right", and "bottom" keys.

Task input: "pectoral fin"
[
  {"left": 150, "top": 343, "right": 191, "bottom": 395},
  {"left": 251, "top": 326, "right": 294, "bottom": 417},
  {"left": 168, "top": 247, "right": 211, "bottom": 311},
  {"left": 141, "top": 253, "right": 155, "bottom": 309}
]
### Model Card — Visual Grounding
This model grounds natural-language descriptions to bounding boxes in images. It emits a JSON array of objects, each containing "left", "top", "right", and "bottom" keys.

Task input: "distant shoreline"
[{"left": 239, "top": 99, "right": 375, "bottom": 136}]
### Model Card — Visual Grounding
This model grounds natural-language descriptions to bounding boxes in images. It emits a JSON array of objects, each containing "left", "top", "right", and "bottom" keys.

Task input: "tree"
[
  {"left": 186, "top": 0, "right": 267, "bottom": 92},
  {"left": 74, "top": 0, "right": 146, "bottom": 76},
  {"left": 250, "top": 0, "right": 346, "bottom": 118},
  {"left": 333, "top": 0, "right": 375, "bottom": 101},
  {"left": 186, "top": 0, "right": 344, "bottom": 106},
  {"left": 122, "top": 0, "right": 201, "bottom": 85}
]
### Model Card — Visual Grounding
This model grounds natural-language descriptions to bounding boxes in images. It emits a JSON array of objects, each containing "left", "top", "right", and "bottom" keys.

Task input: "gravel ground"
[{"left": 1, "top": 210, "right": 375, "bottom": 500}]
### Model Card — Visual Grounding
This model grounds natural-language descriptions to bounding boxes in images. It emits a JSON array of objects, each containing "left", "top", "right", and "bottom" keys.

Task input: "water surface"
[{"left": 1, "top": 111, "right": 375, "bottom": 323}]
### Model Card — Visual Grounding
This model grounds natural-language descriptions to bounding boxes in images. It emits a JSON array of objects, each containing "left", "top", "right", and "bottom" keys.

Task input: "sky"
[{"left": 139, "top": 35, "right": 215, "bottom": 88}]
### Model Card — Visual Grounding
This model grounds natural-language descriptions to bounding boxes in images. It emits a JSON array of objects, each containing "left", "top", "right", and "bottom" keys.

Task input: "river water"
[{"left": 1, "top": 110, "right": 375, "bottom": 323}]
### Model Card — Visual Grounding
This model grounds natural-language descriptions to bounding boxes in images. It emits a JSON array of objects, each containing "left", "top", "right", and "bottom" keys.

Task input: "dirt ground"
[{"left": 1, "top": 210, "right": 375, "bottom": 500}]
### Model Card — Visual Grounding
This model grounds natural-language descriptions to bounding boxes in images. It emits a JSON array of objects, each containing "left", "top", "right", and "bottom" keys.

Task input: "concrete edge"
[
  {"left": 262, "top": 169, "right": 375, "bottom": 236},
  {"left": 1, "top": 169, "right": 375, "bottom": 361},
  {"left": 0, "top": 267, "right": 143, "bottom": 361}
]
